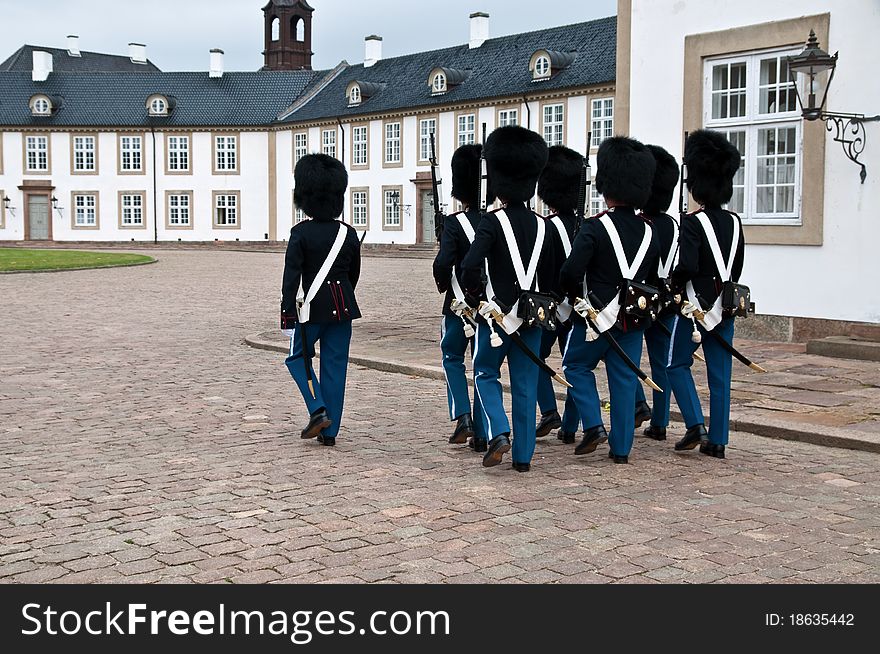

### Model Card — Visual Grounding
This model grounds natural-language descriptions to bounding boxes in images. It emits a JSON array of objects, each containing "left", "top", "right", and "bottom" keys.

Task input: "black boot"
[
  {"left": 301, "top": 408, "right": 331, "bottom": 440},
  {"left": 674, "top": 424, "right": 708, "bottom": 451},
  {"left": 536, "top": 410, "right": 562, "bottom": 438},
  {"left": 316, "top": 433, "right": 336, "bottom": 447},
  {"left": 575, "top": 425, "right": 608, "bottom": 455},
  {"left": 449, "top": 413, "right": 475, "bottom": 444},
  {"left": 700, "top": 442, "right": 726, "bottom": 459},
  {"left": 634, "top": 401, "right": 652, "bottom": 429},
  {"left": 468, "top": 437, "right": 488, "bottom": 453},
  {"left": 512, "top": 462, "right": 531, "bottom": 473},
  {"left": 643, "top": 425, "right": 667, "bottom": 441},
  {"left": 557, "top": 430, "right": 576, "bottom": 444},
  {"left": 482, "top": 434, "right": 511, "bottom": 468},
  {"left": 608, "top": 451, "right": 629, "bottom": 464}
]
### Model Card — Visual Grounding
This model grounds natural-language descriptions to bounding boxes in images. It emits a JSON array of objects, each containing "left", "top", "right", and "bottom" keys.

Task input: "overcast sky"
[{"left": 1, "top": 0, "right": 618, "bottom": 71}]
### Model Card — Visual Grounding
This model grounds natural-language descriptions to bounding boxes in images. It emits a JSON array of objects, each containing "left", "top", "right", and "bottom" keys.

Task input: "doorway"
[
  {"left": 420, "top": 189, "right": 435, "bottom": 244},
  {"left": 26, "top": 193, "right": 51, "bottom": 241}
]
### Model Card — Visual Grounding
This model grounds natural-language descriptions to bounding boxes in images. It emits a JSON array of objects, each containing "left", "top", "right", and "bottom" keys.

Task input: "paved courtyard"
[{"left": 1, "top": 251, "right": 879, "bottom": 583}]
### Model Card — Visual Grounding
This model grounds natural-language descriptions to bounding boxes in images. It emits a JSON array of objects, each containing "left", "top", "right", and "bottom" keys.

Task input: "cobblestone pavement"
[{"left": 1, "top": 251, "right": 879, "bottom": 584}]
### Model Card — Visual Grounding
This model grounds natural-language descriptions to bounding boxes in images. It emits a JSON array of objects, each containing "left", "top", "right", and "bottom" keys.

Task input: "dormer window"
[
  {"left": 345, "top": 81, "right": 384, "bottom": 107},
  {"left": 147, "top": 94, "right": 170, "bottom": 116},
  {"left": 427, "top": 67, "right": 468, "bottom": 96},
  {"left": 29, "top": 95, "right": 52, "bottom": 116},
  {"left": 349, "top": 85, "right": 362, "bottom": 106},
  {"left": 530, "top": 50, "right": 576, "bottom": 82}
]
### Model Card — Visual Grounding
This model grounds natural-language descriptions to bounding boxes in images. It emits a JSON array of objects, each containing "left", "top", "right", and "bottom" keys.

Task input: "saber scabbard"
[
  {"left": 688, "top": 305, "right": 767, "bottom": 373},
  {"left": 655, "top": 317, "right": 705, "bottom": 363}
]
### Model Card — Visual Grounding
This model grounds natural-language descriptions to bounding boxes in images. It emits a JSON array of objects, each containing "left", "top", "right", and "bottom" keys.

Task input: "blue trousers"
[
  {"left": 537, "top": 322, "right": 580, "bottom": 432},
  {"left": 285, "top": 321, "right": 352, "bottom": 438},
  {"left": 634, "top": 314, "right": 675, "bottom": 428},
  {"left": 666, "top": 316, "right": 735, "bottom": 445},
  {"left": 473, "top": 323, "right": 541, "bottom": 465},
  {"left": 440, "top": 315, "right": 486, "bottom": 438},
  {"left": 563, "top": 322, "right": 644, "bottom": 457}
]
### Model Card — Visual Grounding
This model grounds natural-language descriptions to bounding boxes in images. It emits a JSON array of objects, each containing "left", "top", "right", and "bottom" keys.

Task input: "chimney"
[
  {"left": 128, "top": 42, "right": 147, "bottom": 64},
  {"left": 67, "top": 35, "right": 81, "bottom": 57},
  {"left": 32, "top": 50, "right": 53, "bottom": 82},
  {"left": 209, "top": 48, "right": 224, "bottom": 78},
  {"left": 469, "top": 12, "right": 490, "bottom": 49},
  {"left": 364, "top": 35, "right": 382, "bottom": 68}
]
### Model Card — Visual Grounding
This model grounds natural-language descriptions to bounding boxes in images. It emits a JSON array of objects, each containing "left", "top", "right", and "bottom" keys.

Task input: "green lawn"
[{"left": 0, "top": 249, "right": 154, "bottom": 272}]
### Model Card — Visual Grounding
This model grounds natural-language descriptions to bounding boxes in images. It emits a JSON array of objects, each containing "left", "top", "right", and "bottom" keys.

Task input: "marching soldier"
[
  {"left": 667, "top": 130, "right": 745, "bottom": 459},
  {"left": 633, "top": 145, "right": 681, "bottom": 440},
  {"left": 433, "top": 144, "right": 488, "bottom": 451},
  {"left": 460, "top": 125, "right": 555, "bottom": 473},
  {"left": 535, "top": 146, "right": 583, "bottom": 444},
  {"left": 281, "top": 154, "right": 362, "bottom": 447},
  {"left": 560, "top": 137, "right": 659, "bottom": 464}
]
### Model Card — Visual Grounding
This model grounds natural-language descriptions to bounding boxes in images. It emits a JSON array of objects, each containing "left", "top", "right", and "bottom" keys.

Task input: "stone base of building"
[{"left": 738, "top": 314, "right": 880, "bottom": 343}]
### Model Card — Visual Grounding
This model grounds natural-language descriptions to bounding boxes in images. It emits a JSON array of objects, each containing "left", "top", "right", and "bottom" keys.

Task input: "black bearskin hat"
[
  {"left": 643, "top": 144, "right": 680, "bottom": 215},
  {"left": 538, "top": 146, "right": 584, "bottom": 214},
  {"left": 451, "top": 144, "right": 482, "bottom": 208},
  {"left": 483, "top": 125, "right": 549, "bottom": 203},
  {"left": 684, "top": 130, "right": 741, "bottom": 207},
  {"left": 293, "top": 153, "right": 348, "bottom": 221},
  {"left": 595, "top": 136, "right": 656, "bottom": 209}
]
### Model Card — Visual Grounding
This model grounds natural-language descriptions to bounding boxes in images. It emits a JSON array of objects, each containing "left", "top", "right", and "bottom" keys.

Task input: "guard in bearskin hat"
[
  {"left": 633, "top": 144, "right": 681, "bottom": 440},
  {"left": 281, "top": 154, "right": 362, "bottom": 447},
  {"left": 667, "top": 130, "right": 745, "bottom": 459},
  {"left": 535, "top": 145, "right": 583, "bottom": 444},
  {"left": 460, "top": 125, "right": 555, "bottom": 473},
  {"left": 559, "top": 136, "right": 660, "bottom": 464},
  {"left": 432, "top": 144, "right": 488, "bottom": 451}
]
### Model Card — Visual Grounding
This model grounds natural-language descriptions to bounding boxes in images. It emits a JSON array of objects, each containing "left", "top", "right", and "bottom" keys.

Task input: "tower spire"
[{"left": 262, "top": 0, "right": 314, "bottom": 71}]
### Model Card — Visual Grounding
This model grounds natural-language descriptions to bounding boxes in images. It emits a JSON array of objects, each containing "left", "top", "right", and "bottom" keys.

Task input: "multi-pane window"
[
  {"left": 295, "top": 208, "right": 306, "bottom": 224},
  {"left": 168, "top": 194, "right": 191, "bottom": 226},
  {"left": 457, "top": 114, "right": 476, "bottom": 147},
  {"left": 590, "top": 181, "right": 608, "bottom": 217},
  {"left": 26, "top": 136, "right": 49, "bottom": 172},
  {"left": 384, "top": 189, "right": 401, "bottom": 228},
  {"left": 73, "top": 194, "right": 97, "bottom": 227},
  {"left": 419, "top": 118, "right": 437, "bottom": 162},
  {"left": 322, "top": 129, "right": 337, "bottom": 159},
  {"left": 120, "top": 135, "right": 143, "bottom": 172},
  {"left": 591, "top": 98, "right": 614, "bottom": 147},
  {"left": 294, "top": 133, "right": 308, "bottom": 166},
  {"left": 214, "top": 193, "right": 238, "bottom": 227},
  {"left": 215, "top": 135, "right": 237, "bottom": 172},
  {"left": 73, "top": 136, "right": 96, "bottom": 172},
  {"left": 120, "top": 193, "right": 144, "bottom": 227},
  {"left": 534, "top": 56, "right": 551, "bottom": 79},
  {"left": 384, "top": 122, "right": 401, "bottom": 165},
  {"left": 167, "top": 135, "right": 190, "bottom": 171},
  {"left": 498, "top": 109, "right": 518, "bottom": 128},
  {"left": 352, "top": 190, "right": 368, "bottom": 228},
  {"left": 543, "top": 104, "right": 564, "bottom": 146},
  {"left": 704, "top": 48, "right": 802, "bottom": 223},
  {"left": 353, "top": 126, "right": 368, "bottom": 167}
]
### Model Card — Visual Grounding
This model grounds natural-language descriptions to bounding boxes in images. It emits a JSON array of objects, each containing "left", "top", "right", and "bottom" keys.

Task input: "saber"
[
  {"left": 688, "top": 301, "right": 767, "bottom": 373},
  {"left": 480, "top": 303, "right": 572, "bottom": 389},
  {"left": 301, "top": 325, "right": 315, "bottom": 399},
  {"left": 578, "top": 296, "right": 663, "bottom": 393},
  {"left": 654, "top": 318, "right": 706, "bottom": 363}
]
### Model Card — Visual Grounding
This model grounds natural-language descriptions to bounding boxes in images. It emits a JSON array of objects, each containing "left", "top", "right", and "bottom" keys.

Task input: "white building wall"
[{"left": 628, "top": 0, "right": 880, "bottom": 323}]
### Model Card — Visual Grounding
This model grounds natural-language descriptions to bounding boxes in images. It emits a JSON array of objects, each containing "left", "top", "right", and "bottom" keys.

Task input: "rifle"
[
  {"left": 574, "top": 132, "right": 592, "bottom": 239},
  {"left": 478, "top": 123, "right": 488, "bottom": 212},
  {"left": 679, "top": 131, "right": 690, "bottom": 221},
  {"left": 429, "top": 133, "right": 444, "bottom": 241}
]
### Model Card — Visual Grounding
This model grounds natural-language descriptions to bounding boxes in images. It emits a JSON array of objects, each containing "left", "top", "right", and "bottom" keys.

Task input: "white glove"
[
  {"left": 478, "top": 300, "right": 502, "bottom": 321},
  {"left": 282, "top": 329, "right": 296, "bottom": 338},
  {"left": 573, "top": 297, "right": 594, "bottom": 319},
  {"left": 450, "top": 299, "right": 470, "bottom": 317},
  {"left": 680, "top": 301, "right": 700, "bottom": 319}
]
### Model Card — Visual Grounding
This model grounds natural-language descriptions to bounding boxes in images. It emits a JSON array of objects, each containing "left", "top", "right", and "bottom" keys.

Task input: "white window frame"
[
  {"left": 534, "top": 56, "right": 551, "bottom": 80},
  {"left": 384, "top": 122, "right": 401, "bottom": 165},
  {"left": 214, "top": 193, "right": 239, "bottom": 227},
  {"left": 215, "top": 135, "right": 238, "bottom": 172},
  {"left": 542, "top": 103, "right": 564, "bottom": 147},
  {"left": 349, "top": 85, "right": 361, "bottom": 106},
  {"left": 704, "top": 47, "right": 803, "bottom": 225},
  {"left": 149, "top": 97, "right": 168, "bottom": 116},
  {"left": 498, "top": 108, "right": 518, "bottom": 128},
  {"left": 590, "top": 98, "right": 614, "bottom": 148},
  {"left": 120, "top": 193, "right": 144, "bottom": 227},
  {"left": 352, "top": 125, "right": 368, "bottom": 167},
  {"left": 590, "top": 180, "right": 608, "bottom": 217},
  {"left": 294, "top": 132, "right": 308, "bottom": 167},
  {"left": 73, "top": 135, "right": 96, "bottom": 172},
  {"left": 419, "top": 118, "right": 437, "bottom": 163},
  {"left": 26, "top": 135, "right": 49, "bottom": 172},
  {"left": 167, "top": 135, "right": 190, "bottom": 172},
  {"left": 322, "top": 129, "right": 337, "bottom": 159},
  {"left": 73, "top": 193, "right": 97, "bottom": 227},
  {"left": 168, "top": 193, "right": 191, "bottom": 226},
  {"left": 295, "top": 207, "right": 307, "bottom": 224},
  {"left": 120, "top": 135, "right": 143, "bottom": 172},
  {"left": 457, "top": 113, "right": 476, "bottom": 147},
  {"left": 351, "top": 189, "right": 368, "bottom": 228},
  {"left": 32, "top": 98, "right": 51, "bottom": 115},
  {"left": 383, "top": 189, "right": 401, "bottom": 229},
  {"left": 431, "top": 72, "right": 447, "bottom": 94}
]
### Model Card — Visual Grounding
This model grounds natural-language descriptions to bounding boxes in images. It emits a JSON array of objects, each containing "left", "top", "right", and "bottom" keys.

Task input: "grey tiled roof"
[
  {"left": 282, "top": 16, "right": 616, "bottom": 123},
  {"left": 0, "top": 45, "right": 161, "bottom": 73},
  {"left": 0, "top": 71, "right": 320, "bottom": 127}
]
